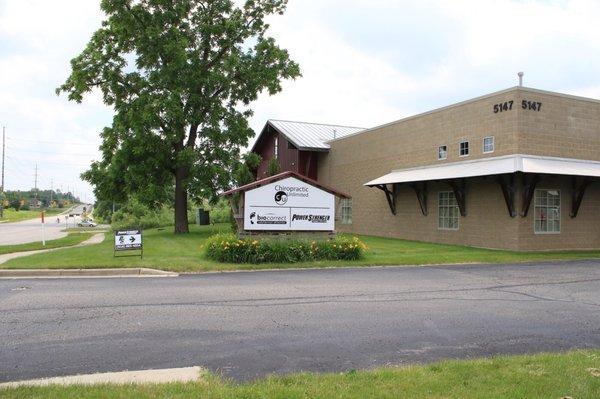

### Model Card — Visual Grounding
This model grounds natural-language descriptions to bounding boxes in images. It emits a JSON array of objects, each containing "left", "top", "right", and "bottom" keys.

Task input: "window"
[
  {"left": 459, "top": 140, "right": 469, "bottom": 157},
  {"left": 483, "top": 136, "right": 494, "bottom": 153},
  {"left": 438, "top": 191, "right": 459, "bottom": 230},
  {"left": 341, "top": 198, "right": 353, "bottom": 224},
  {"left": 438, "top": 145, "right": 447, "bottom": 160},
  {"left": 534, "top": 189, "right": 560, "bottom": 234},
  {"left": 274, "top": 137, "right": 279, "bottom": 158}
]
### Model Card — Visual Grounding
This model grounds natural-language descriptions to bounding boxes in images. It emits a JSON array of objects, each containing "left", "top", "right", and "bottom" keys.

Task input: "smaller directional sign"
[{"left": 114, "top": 229, "right": 143, "bottom": 252}]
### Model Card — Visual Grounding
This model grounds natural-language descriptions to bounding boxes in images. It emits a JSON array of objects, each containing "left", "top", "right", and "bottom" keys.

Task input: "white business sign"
[
  {"left": 244, "top": 176, "right": 335, "bottom": 231},
  {"left": 114, "top": 229, "right": 142, "bottom": 251}
]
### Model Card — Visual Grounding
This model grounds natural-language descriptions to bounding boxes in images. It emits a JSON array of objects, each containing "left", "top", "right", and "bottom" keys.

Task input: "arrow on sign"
[{"left": 129, "top": 236, "right": 136, "bottom": 243}]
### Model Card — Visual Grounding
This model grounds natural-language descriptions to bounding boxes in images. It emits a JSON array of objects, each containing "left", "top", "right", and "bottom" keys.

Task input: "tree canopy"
[{"left": 58, "top": 0, "right": 300, "bottom": 233}]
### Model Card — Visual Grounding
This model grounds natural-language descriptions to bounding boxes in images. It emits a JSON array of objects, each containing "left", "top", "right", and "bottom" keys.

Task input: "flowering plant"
[{"left": 204, "top": 233, "right": 367, "bottom": 263}]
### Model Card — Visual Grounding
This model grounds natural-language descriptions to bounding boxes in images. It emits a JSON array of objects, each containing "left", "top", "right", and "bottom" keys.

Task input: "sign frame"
[
  {"left": 243, "top": 176, "right": 336, "bottom": 232},
  {"left": 113, "top": 229, "right": 143, "bottom": 259}
]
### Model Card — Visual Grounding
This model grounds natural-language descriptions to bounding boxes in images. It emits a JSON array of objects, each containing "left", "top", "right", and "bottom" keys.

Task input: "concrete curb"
[
  {"left": 0, "top": 366, "right": 203, "bottom": 388},
  {"left": 0, "top": 267, "right": 178, "bottom": 279},
  {"left": 176, "top": 258, "right": 600, "bottom": 276}
]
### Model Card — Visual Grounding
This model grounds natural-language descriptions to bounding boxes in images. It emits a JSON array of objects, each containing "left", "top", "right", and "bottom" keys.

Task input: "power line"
[
  {"left": 0, "top": 126, "right": 4, "bottom": 218},
  {"left": 5, "top": 155, "right": 92, "bottom": 168},
  {"left": 5, "top": 145, "right": 99, "bottom": 157},
  {"left": 3, "top": 167, "right": 30, "bottom": 178},
  {"left": 34, "top": 163, "right": 38, "bottom": 203},
  {"left": 6, "top": 136, "right": 98, "bottom": 147},
  {"left": 5, "top": 154, "right": 31, "bottom": 170},
  {"left": 1, "top": 126, "right": 5, "bottom": 192}
]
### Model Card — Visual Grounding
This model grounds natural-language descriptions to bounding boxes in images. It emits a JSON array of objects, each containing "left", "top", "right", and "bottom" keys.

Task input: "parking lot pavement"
[{"left": 1, "top": 260, "right": 599, "bottom": 382}]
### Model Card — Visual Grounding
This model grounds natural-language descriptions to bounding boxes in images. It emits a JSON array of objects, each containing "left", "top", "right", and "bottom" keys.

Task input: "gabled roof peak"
[
  {"left": 223, "top": 170, "right": 350, "bottom": 198},
  {"left": 252, "top": 120, "right": 366, "bottom": 152}
]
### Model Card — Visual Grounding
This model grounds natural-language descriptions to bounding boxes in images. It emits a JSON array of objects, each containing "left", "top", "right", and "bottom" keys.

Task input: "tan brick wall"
[
  {"left": 320, "top": 87, "right": 600, "bottom": 250},
  {"left": 516, "top": 175, "right": 600, "bottom": 251},
  {"left": 517, "top": 89, "right": 600, "bottom": 160}
]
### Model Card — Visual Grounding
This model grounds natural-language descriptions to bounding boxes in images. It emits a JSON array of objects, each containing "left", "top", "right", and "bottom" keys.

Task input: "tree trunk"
[{"left": 174, "top": 165, "right": 189, "bottom": 234}]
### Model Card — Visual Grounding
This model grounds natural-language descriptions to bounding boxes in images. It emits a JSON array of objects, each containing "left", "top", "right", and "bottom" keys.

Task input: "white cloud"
[
  {"left": 0, "top": 0, "right": 108, "bottom": 201},
  {"left": 1, "top": 0, "right": 600, "bottom": 200}
]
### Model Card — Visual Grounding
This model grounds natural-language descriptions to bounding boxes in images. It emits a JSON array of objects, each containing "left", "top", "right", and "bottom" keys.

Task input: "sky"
[{"left": 1, "top": 0, "right": 600, "bottom": 202}]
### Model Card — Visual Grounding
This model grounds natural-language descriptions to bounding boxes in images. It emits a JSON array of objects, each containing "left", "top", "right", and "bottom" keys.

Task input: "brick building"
[{"left": 251, "top": 86, "right": 600, "bottom": 250}]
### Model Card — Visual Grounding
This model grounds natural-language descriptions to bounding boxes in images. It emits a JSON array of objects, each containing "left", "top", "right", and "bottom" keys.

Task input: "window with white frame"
[
  {"left": 341, "top": 198, "right": 353, "bottom": 224},
  {"left": 274, "top": 137, "right": 279, "bottom": 158},
  {"left": 438, "top": 191, "right": 459, "bottom": 230},
  {"left": 438, "top": 145, "right": 447, "bottom": 160},
  {"left": 459, "top": 140, "right": 469, "bottom": 156},
  {"left": 534, "top": 189, "right": 560, "bottom": 233},
  {"left": 483, "top": 136, "right": 494, "bottom": 153}
]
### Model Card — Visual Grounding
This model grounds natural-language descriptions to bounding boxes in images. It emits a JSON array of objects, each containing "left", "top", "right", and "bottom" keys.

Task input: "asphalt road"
[
  {"left": 1, "top": 260, "right": 599, "bottom": 382},
  {"left": 0, "top": 204, "right": 89, "bottom": 245}
]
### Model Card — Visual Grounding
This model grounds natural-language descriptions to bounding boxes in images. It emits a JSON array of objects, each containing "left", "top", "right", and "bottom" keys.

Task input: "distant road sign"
[{"left": 114, "top": 230, "right": 143, "bottom": 252}]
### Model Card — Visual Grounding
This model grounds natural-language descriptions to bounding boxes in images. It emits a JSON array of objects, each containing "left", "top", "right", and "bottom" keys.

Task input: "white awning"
[{"left": 365, "top": 155, "right": 600, "bottom": 186}]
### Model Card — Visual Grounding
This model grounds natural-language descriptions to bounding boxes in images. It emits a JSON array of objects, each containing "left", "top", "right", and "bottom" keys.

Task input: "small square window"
[
  {"left": 459, "top": 141, "right": 469, "bottom": 157},
  {"left": 483, "top": 136, "right": 494, "bottom": 153},
  {"left": 438, "top": 145, "right": 447, "bottom": 160}
]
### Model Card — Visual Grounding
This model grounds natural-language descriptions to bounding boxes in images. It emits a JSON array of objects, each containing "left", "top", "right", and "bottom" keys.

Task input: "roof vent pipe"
[{"left": 518, "top": 71, "right": 524, "bottom": 87}]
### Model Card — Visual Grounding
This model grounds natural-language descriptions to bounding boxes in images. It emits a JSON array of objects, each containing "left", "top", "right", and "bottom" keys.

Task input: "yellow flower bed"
[{"left": 205, "top": 234, "right": 367, "bottom": 263}]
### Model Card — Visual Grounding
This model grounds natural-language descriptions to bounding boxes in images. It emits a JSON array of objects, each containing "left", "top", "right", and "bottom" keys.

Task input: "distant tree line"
[{"left": 1, "top": 189, "right": 80, "bottom": 211}]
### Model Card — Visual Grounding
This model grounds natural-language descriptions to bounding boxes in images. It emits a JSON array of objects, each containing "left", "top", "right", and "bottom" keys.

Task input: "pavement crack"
[
  {"left": 1, "top": 276, "right": 599, "bottom": 313},
  {"left": 492, "top": 288, "right": 600, "bottom": 308}
]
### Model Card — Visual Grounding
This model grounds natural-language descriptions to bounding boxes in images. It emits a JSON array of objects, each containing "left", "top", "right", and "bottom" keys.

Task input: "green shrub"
[
  {"left": 111, "top": 199, "right": 173, "bottom": 230},
  {"left": 267, "top": 157, "right": 280, "bottom": 176},
  {"left": 207, "top": 198, "right": 232, "bottom": 224},
  {"left": 204, "top": 234, "right": 367, "bottom": 263}
]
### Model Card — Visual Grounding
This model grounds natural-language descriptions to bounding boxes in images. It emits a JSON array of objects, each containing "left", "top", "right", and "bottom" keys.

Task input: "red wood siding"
[
  {"left": 298, "top": 150, "right": 318, "bottom": 180},
  {"left": 253, "top": 124, "right": 319, "bottom": 180}
]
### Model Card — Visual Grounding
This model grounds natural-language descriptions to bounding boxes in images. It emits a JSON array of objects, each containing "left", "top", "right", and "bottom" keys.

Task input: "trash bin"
[{"left": 197, "top": 208, "right": 210, "bottom": 225}]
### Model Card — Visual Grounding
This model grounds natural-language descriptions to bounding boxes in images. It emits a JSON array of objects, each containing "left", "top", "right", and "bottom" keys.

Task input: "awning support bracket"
[
  {"left": 410, "top": 182, "right": 428, "bottom": 216},
  {"left": 570, "top": 177, "right": 591, "bottom": 218},
  {"left": 521, "top": 174, "right": 541, "bottom": 217},
  {"left": 496, "top": 174, "right": 517, "bottom": 218},
  {"left": 447, "top": 179, "right": 467, "bottom": 217},
  {"left": 375, "top": 184, "right": 396, "bottom": 215}
]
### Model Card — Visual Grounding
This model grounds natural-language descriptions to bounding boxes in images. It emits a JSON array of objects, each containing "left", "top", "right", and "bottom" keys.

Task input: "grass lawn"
[
  {"left": 2, "top": 350, "right": 599, "bottom": 398},
  {"left": 0, "top": 232, "right": 94, "bottom": 255},
  {"left": 0, "top": 208, "right": 63, "bottom": 223},
  {"left": 2, "top": 224, "right": 600, "bottom": 272}
]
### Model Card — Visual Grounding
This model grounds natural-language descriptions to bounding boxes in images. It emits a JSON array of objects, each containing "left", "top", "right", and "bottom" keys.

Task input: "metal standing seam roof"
[
  {"left": 264, "top": 120, "right": 366, "bottom": 151},
  {"left": 365, "top": 154, "right": 600, "bottom": 186}
]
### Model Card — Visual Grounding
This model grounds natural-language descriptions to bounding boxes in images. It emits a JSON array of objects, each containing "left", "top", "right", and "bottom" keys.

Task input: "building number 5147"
[
  {"left": 521, "top": 100, "right": 542, "bottom": 111},
  {"left": 493, "top": 101, "right": 513, "bottom": 113},
  {"left": 494, "top": 99, "right": 542, "bottom": 113}
]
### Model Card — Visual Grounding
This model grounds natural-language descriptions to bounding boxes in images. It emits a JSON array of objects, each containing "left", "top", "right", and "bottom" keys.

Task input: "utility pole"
[
  {"left": 50, "top": 179, "right": 53, "bottom": 206},
  {"left": 0, "top": 126, "right": 5, "bottom": 219},
  {"left": 1, "top": 126, "right": 4, "bottom": 192},
  {"left": 34, "top": 163, "right": 38, "bottom": 208}
]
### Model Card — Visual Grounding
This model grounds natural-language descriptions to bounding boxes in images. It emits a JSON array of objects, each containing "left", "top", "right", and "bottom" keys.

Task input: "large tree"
[{"left": 58, "top": 0, "right": 300, "bottom": 233}]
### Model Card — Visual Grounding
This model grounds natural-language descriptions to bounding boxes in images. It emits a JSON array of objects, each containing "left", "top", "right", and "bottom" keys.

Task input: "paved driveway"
[
  {"left": 1, "top": 260, "right": 599, "bottom": 382},
  {"left": 0, "top": 205, "right": 88, "bottom": 245}
]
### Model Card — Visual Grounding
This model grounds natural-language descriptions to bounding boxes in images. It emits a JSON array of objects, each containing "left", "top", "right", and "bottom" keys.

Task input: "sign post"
[
  {"left": 113, "top": 229, "right": 143, "bottom": 259},
  {"left": 41, "top": 211, "right": 45, "bottom": 246}
]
